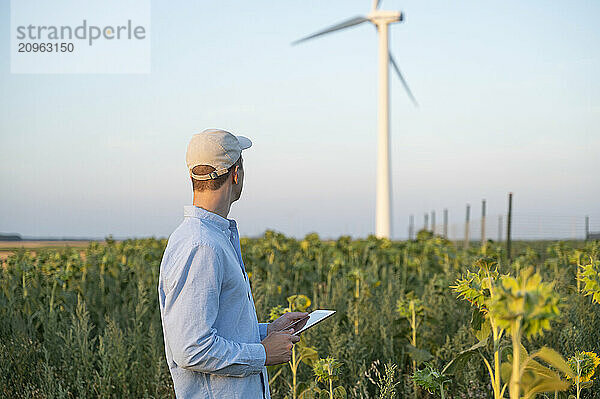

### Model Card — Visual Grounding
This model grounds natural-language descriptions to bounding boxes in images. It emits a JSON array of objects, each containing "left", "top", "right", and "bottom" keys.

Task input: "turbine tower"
[{"left": 293, "top": 0, "right": 417, "bottom": 239}]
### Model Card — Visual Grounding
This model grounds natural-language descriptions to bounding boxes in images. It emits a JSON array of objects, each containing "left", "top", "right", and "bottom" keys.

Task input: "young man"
[{"left": 158, "top": 129, "right": 308, "bottom": 399}]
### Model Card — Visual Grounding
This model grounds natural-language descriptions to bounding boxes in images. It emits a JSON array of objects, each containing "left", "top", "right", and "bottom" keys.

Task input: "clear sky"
[{"left": 1, "top": 0, "right": 599, "bottom": 240}]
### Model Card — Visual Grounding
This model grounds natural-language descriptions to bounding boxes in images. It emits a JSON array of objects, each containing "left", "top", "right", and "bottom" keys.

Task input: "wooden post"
[
  {"left": 431, "top": 211, "right": 436, "bottom": 235},
  {"left": 585, "top": 216, "right": 590, "bottom": 241},
  {"left": 507, "top": 193, "right": 513, "bottom": 262},
  {"left": 481, "top": 199, "right": 486, "bottom": 244},
  {"left": 409, "top": 215, "right": 414, "bottom": 240},
  {"left": 464, "top": 204, "right": 470, "bottom": 249},
  {"left": 443, "top": 208, "right": 448, "bottom": 239},
  {"left": 498, "top": 215, "right": 503, "bottom": 242},
  {"left": 424, "top": 213, "right": 428, "bottom": 231}
]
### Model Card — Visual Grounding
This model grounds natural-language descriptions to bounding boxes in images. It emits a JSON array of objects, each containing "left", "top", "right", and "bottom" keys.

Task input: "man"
[{"left": 158, "top": 128, "right": 308, "bottom": 399}]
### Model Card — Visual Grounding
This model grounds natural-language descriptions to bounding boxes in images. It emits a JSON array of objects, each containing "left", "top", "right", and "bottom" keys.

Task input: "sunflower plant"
[
  {"left": 577, "top": 253, "right": 600, "bottom": 305},
  {"left": 306, "top": 357, "right": 346, "bottom": 399},
  {"left": 449, "top": 257, "right": 506, "bottom": 399},
  {"left": 268, "top": 295, "right": 317, "bottom": 399},
  {"left": 396, "top": 292, "right": 424, "bottom": 356},
  {"left": 566, "top": 351, "right": 600, "bottom": 399},
  {"left": 411, "top": 362, "right": 451, "bottom": 399},
  {"left": 396, "top": 292, "right": 429, "bottom": 399},
  {"left": 490, "top": 267, "right": 567, "bottom": 399}
]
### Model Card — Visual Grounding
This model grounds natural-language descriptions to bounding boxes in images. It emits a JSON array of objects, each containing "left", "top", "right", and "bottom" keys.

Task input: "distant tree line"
[{"left": 0, "top": 234, "right": 21, "bottom": 241}]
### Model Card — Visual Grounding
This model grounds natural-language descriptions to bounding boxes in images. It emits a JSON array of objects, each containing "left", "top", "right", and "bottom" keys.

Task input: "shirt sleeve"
[
  {"left": 258, "top": 323, "right": 269, "bottom": 340},
  {"left": 162, "top": 243, "right": 266, "bottom": 377}
]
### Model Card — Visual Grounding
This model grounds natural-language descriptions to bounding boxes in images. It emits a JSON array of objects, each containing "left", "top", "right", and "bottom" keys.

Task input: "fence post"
[
  {"left": 585, "top": 216, "right": 590, "bottom": 241},
  {"left": 464, "top": 204, "right": 470, "bottom": 249},
  {"left": 424, "top": 213, "right": 428, "bottom": 232},
  {"left": 431, "top": 211, "right": 436, "bottom": 235},
  {"left": 507, "top": 193, "right": 513, "bottom": 262},
  {"left": 498, "top": 215, "right": 503, "bottom": 242},
  {"left": 481, "top": 199, "right": 486, "bottom": 245},
  {"left": 409, "top": 215, "right": 414, "bottom": 240},
  {"left": 443, "top": 208, "right": 448, "bottom": 239}
]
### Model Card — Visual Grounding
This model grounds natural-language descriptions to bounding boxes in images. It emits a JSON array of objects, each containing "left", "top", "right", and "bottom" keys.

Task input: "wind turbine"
[{"left": 292, "top": 0, "right": 417, "bottom": 239}]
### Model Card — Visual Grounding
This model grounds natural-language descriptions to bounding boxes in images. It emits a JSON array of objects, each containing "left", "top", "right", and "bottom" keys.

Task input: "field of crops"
[{"left": 1, "top": 232, "right": 599, "bottom": 399}]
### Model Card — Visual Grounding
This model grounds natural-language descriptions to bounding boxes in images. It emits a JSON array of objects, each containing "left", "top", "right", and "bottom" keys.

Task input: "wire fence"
[
  {"left": 409, "top": 202, "right": 600, "bottom": 242},
  {"left": 433, "top": 214, "right": 597, "bottom": 241}
]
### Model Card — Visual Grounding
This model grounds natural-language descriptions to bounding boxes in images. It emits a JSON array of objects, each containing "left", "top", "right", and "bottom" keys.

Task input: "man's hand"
[
  {"left": 267, "top": 312, "right": 309, "bottom": 335},
  {"left": 261, "top": 329, "right": 301, "bottom": 366}
]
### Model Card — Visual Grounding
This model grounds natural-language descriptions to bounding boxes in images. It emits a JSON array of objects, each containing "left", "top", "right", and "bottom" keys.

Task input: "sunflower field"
[{"left": 1, "top": 232, "right": 599, "bottom": 399}]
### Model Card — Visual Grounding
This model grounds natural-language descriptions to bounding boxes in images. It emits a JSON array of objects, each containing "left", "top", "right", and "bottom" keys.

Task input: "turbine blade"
[
  {"left": 373, "top": 0, "right": 382, "bottom": 9},
  {"left": 389, "top": 52, "right": 418, "bottom": 107},
  {"left": 291, "top": 16, "right": 368, "bottom": 45}
]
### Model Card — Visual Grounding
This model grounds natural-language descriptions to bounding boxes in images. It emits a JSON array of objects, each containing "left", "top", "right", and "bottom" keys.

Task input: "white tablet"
[{"left": 289, "top": 310, "right": 336, "bottom": 336}]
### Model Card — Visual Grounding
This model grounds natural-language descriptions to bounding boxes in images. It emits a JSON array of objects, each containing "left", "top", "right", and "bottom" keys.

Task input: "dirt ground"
[{"left": 0, "top": 241, "right": 96, "bottom": 261}]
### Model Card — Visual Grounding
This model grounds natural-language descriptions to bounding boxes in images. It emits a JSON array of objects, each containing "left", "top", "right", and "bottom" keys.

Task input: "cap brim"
[{"left": 236, "top": 135, "right": 252, "bottom": 150}]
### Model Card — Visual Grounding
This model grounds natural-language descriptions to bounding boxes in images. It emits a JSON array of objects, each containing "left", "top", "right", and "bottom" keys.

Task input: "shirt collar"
[{"left": 184, "top": 205, "right": 237, "bottom": 232}]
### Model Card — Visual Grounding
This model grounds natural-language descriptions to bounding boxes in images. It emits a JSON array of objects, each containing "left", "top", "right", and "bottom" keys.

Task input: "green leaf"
[
  {"left": 299, "top": 346, "right": 319, "bottom": 366},
  {"left": 530, "top": 347, "right": 575, "bottom": 379},
  {"left": 471, "top": 307, "right": 484, "bottom": 331},
  {"left": 333, "top": 386, "right": 347, "bottom": 399},
  {"left": 297, "top": 382, "right": 310, "bottom": 394},
  {"left": 521, "top": 371, "right": 570, "bottom": 399},
  {"left": 305, "top": 386, "right": 324, "bottom": 399},
  {"left": 503, "top": 344, "right": 573, "bottom": 398},
  {"left": 475, "top": 316, "right": 491, "bottom": 342},
  {"left": 442, "top": 336, "right": 488, "bottom": 374},
  {"left": 299, "top": 391, "right": 316, "bottom": 399},
  {"left": 500, "top": 362, "right": 512, "bottom": 384},
  {"left": 412, "top": 362, "right": 451, "bottom": 394},
  {"left": 406, "top": 344, "right": 433, "bottom": 365}
]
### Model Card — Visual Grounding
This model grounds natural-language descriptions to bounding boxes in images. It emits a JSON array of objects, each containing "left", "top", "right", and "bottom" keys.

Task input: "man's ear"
[{"left": 232, "top": 166, "right": 239, "bottom": 185}]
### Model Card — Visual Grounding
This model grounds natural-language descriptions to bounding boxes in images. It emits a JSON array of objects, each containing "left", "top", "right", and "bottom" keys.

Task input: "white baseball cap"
[{"left": 186, "top": 129, "right": 252, "bottom": 181}]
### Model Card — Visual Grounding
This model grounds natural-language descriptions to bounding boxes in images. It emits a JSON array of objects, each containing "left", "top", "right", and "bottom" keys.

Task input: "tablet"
[{"left": 288, "top": 310, "right": 336, "bottom": 336}]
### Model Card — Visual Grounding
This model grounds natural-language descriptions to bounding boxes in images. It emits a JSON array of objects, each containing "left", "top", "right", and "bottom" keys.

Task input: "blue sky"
[{"left": 1, "top": 0, "right": 599, "bottom": 239}]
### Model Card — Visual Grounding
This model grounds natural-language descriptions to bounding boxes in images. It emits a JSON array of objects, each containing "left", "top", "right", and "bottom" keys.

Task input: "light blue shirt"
[{"left": 158, "top": 205, "right": 271, "bottom": 399}]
